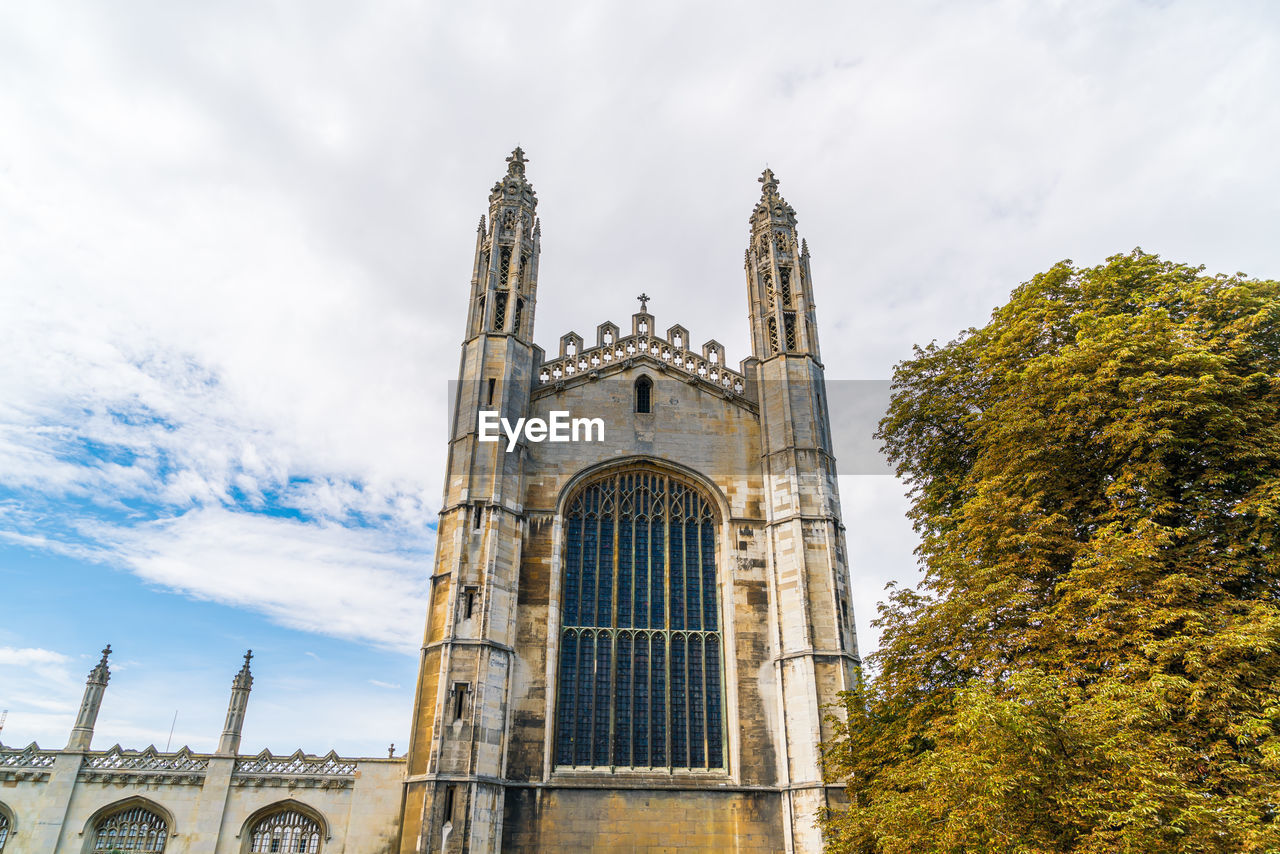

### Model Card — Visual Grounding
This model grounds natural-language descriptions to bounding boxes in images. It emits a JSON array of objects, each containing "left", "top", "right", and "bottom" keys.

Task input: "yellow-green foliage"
[{"left": 821, "top": 251, "right": 1280, "bottom": 853}]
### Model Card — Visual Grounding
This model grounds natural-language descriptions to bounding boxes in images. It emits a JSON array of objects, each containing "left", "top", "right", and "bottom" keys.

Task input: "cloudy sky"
[{"left": 2, "top": 1, "right": 1277, "bottom": 758}]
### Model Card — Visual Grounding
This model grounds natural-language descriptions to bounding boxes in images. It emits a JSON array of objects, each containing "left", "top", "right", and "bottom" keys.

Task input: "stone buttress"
[
  {"left": 401, "top": 148, "right": 541, "bottom": 854},
  {"left": 746, "top": 169, "right": 860, "bottom": 851}
]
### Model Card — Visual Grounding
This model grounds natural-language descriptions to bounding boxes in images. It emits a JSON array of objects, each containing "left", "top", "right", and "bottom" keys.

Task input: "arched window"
[
  {"left": 634, "top": 375, "right": 652, "bottom": 414},
  {"left": 92, "top": 805, "right": 167, "bottom": 852},
  {"left": 0, "top": 807, "right": 9, "bottom": 851},
  {"left": 555, "top": 469, "right": 724, "bottom": 770},
  {"left": 249, "top": 809, "right": 322, "bottom": 853}
]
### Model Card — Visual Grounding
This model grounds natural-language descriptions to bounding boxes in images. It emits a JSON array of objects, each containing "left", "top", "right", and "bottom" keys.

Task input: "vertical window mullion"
[
  {"left": 608, "top": 477, "right": 620, "bottom": 768},
  {"left": 703, "top": 634, "right": 711, "bottom": 769},
  {"left": 662, "top": 475, "right": 672, "bottom": 770}
]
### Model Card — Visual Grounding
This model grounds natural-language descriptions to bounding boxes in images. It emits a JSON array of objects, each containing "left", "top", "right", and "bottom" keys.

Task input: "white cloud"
[
  {"left": 0, "top": 646, "right": 80, "bottom": 747},
  {"left": 90, "top": 508, "right": 430, "bottom": 652},
  {"left": 0, "top": 1, "right": 1277, "bottom": 760},
  {"left": 0, "top": 646, "right": 72, "bottom": 675}
]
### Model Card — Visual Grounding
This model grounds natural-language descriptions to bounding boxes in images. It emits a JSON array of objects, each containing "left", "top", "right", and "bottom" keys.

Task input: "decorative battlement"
[
  {"left": 232, "top": 748, "right": 358, "bottom": 789},
  {"left": 0, "top": 742, "right": 58, "bottom": 781},
  {"left": 537, "top": 314, "right": 749, "bottom": 399},
  {"left": 79, "top": 744, "right": 209, "bottom": 785}
]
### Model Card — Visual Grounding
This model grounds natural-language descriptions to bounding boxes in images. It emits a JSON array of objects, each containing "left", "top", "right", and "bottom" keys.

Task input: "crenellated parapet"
[{"left": 535, "top": 312, "right": 752, "bottom": 402}]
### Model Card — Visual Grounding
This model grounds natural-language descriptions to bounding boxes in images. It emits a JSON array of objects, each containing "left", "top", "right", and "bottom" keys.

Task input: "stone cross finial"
[
  {"left": 242, "top": 650, "right": 253, "bottom": 670},
  {"left": 759, "top": 168, "right": 779, "bottom": 196},
  {"left": 506, "top": 146, "right": 528, "bottom": 176},
  {"left": 389, "top": 743, "right": 396, "bottom": 758},
  {"left": 637, "top": 293, "right": 650, "bottom": 312}
]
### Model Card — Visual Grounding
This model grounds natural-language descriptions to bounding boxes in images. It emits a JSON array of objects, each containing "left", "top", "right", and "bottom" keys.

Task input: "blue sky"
[{"left": 2, "top": 0, "right": 1278, "bottom": 758}]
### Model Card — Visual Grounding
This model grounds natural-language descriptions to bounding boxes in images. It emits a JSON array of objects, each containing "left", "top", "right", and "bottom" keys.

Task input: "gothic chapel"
[
  {"left": 0, "top": 150, "right": 858, "bottom": 853},
  {"left": 400, "top": 149, "right": 860, "bottom": 853}
]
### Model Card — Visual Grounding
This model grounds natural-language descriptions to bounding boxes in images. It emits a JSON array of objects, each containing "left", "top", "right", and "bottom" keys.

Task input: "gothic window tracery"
[
  {"left": 0, "top": 810, "right": 8, "bottom": 851},
  {"left": 493, "top": 293, "right": 507, "bottom": 332},
  {"left": 512, "top": 298, "right": 524, "bottom": 336},
  {"left": 779, "top": 268, "right": 792, "bottom": 307},
  {"left": 499, "top": 247, "right": 513, "bottom": 288},
  {"left": 249, "top": 809, "right": 322, "bottom": 853},
  {"left": 554, "top": 470, "right": 725, "bottom": 771},
  {"left": 767, "top": 316, "right": 780, "bottom": 355},
  {"left": 92, "top": 805, "right": 168, "bottom": 852},
  {"left": 784, "top": 312, "right": 798, "bottom": 351}
]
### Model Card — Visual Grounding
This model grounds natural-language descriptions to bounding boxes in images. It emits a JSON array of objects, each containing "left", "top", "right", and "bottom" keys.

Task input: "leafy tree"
[{"left": 822, "top": 251, "right": 1280, "bottom": 853}]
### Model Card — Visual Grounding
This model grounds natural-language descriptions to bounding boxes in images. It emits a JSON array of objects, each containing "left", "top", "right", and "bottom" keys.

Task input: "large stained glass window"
[{"left": 555, "top": 469, "right": 724, "bottom": 770}]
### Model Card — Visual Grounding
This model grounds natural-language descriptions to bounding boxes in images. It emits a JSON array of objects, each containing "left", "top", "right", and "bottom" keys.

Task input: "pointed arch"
[
  {"left": 551, "top": 461, "right": 727, "bottom": 770},
  {"left": 0, "top": 801, "right": 13, "bottom": 852},
  {"left": 82, "top": 796, "right": 172, "bottom": 853},
  {"left": 239, "top": 800, "right": 329, "bottom": 854},
  {"left": 634, "top": 374, "right": 652, "bottom": 414}
]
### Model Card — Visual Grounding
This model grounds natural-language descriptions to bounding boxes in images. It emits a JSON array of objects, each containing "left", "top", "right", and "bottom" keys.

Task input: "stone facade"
[
  {"left": 0, "top": 650, "right": 404, "bottom": 853},
  {"left": 2, "top": 151, "right": 860, "bottom": 853},
  {"left": 401, "top": 153, "right": 860, "bottom": 853}
]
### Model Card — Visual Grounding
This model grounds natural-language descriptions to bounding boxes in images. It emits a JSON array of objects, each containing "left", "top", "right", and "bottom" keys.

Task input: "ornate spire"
[
  {"left": 233, "top": 649, "right": 254, "bottom": 691},
  {"left": 218, "top": 649, "right": 255, "bottom": 754},
  {"left": 89, "top": 644, "right": 112, "bottom": 685},
  {"left": 67, "top": 644, "right": 113, "bottom": 750},
  {"left": 506, "top": 146, "right": 528, "bottom": 177},
  {"left": 759, "top": 167, "right": 780, "bottom": 198},
  {"left": 488, "top": 146, "right": 538, "bottom": 212},
  {"left": 752, "top": 166, "right": 797, "bottom": 226}
]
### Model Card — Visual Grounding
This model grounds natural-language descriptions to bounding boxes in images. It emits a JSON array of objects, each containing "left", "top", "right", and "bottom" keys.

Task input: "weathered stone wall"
[
  {"left": 0, "top": 750, "right": 403, "bottom": 853},
  {"left": 501, "top": 787, "right": 786, "bottom": 853},
  {"left": 497, "top": 362, "right": 792, "bottom": 845}
]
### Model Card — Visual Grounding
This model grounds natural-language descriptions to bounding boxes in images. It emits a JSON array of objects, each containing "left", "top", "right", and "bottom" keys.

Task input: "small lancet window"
[
  {"left": 634, "top": 375, "right": 652, "bottom": 414},
  {"left": 442, "top": 786, "right": 456, "bottom": 824},
  {"left": 512, "top": 298, "right": 524, "bottom": 335},
  {"left": 453, "top": 683, "right": 470, "bottom": 720},
  {"left": 499, "top": 246, "right": 512, "bottom": 287},
  {"left": 486, "top": 378, "right": 496, "bottom": 406},
  {"left": 462, "top": 586, "right": 478, "bottom": 620},
  {"left": 493, "top": 293, "right": 507, "bottom": 331}
]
